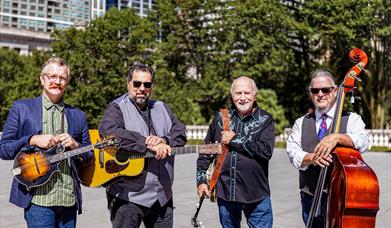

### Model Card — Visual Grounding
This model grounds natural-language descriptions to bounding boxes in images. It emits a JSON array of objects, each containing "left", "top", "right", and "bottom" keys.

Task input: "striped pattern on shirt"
[{"left": 31, "top": 95, "right": 76, "bottom": 207}]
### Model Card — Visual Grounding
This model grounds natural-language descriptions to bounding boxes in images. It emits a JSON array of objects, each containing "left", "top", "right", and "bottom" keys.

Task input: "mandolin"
[{"left": 12, "top": 137, "right": 119, "bottom": 190}]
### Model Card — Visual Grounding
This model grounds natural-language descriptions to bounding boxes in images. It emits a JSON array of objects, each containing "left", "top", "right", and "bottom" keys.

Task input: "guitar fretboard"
[{"left": 129, "top": 145, "right": 207, "bottom": 159}]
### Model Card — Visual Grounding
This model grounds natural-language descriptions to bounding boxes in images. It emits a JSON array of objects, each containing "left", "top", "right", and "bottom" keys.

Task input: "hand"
[
  {"left": 58, "top": 133, "right": 79, "bottom": 150},
  {"left": 221, "top": 131, "right": 235, "bottom": 145},
  {"left": 311, "top": 153, "right": 333, "bottom": 168},
  {"left": 314, "top": 134, "right": 339, "bottom": 159},
  {"left": 150, "top": 143, "right": 172, "bottom": 160},
  {"left": 145, "top": 136, "right": 166, "bottom": 148},
  {"left": 197, "top": 183, "right": 210, "bottom": 198},
  {"left": 29, "top": 134, "right": 60, "bottom": 149}
]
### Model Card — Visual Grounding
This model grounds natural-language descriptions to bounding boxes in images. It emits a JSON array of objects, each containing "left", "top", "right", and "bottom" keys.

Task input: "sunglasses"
[
  {"left": 309, "top": 87, "right": 335, "bottom": 94},
  {"left": 133, "top": 80, "right": 152, "bottom": 88}
]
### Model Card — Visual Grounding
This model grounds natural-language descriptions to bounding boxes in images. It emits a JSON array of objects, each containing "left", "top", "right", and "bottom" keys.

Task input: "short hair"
[
  {"left": 309, "top": 69, "right": 336, "bottom": 88},
  {"left": 40, "top": 57, "right": 70, "bottom": 78},
  {"left": 230, "top": 76, "right": 258, "bottom": 96},
  {"left": 127, "top": 62, "right": 155, "bottom": 82}
]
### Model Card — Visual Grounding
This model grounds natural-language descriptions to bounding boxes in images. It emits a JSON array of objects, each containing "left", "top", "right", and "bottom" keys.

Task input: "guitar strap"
[{"left": 209, "top": 108, "right": 230, "bottom": 192}]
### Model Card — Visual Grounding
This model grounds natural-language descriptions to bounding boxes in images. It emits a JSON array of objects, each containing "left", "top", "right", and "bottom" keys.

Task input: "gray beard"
[
  {"left": 135, "top": 98, "right": 147, "bottom": 105},
  {"left": 129, "top": 96, "right": 148, "bottom": 109}
]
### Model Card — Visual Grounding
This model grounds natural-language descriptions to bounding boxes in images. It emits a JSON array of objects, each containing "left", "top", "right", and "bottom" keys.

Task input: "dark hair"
[{"left": 127, "top": 62, "right": 155, "bottom": 82}]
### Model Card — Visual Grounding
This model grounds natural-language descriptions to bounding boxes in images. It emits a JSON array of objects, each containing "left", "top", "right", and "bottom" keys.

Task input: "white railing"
[
  {"left": 1, "top": 128, "right": 390, "bottom": 148},
  {"left": 186, "top": 126, "right": 391, "bottom": 148}
]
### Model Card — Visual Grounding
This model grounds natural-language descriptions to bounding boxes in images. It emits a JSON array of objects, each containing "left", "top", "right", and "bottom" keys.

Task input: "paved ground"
[{"left": 1, "top": 149, "right": 390, "bottom": 227}]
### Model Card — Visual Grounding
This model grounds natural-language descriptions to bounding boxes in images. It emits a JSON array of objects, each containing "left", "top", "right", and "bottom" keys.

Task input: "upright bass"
[{"left": 307, "top": 48, "right": 379, "bottom": 228}]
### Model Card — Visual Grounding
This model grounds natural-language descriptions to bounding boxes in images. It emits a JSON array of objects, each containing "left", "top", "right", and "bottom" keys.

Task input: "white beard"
[{"left": 236, "top": 103, "right": 252, "bottom": 114}]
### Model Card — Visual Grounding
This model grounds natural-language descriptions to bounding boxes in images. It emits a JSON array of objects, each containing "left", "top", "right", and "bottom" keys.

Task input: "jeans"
[
  {"left": 300, "top": 191, "right": 325, "bottom": 228},
  {"left": 217, "top": 196, "right": 273, "bottom": 228},
  {"left": 24, "top": 203, "right": 77, "bottom": 228}
]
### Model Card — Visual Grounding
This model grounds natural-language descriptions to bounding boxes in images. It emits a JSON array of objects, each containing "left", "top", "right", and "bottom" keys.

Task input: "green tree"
[
  {"left": 152, "top": 0, "right": 294, "bottom": 124},
  {"left": 295, "top": 0, "right": 391, "bottom": 128},
  {"left": 51, "top": 8, "right": 158, "bottom": 127},
  {"left": 0, "top": 49, "right": 44, "bottom": 128},
  {"left": 257, "top": 89, "right": 289, "bottom": 135}
]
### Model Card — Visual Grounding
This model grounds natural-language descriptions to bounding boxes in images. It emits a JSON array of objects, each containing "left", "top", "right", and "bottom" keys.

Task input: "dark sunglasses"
[
  {"left": 133, "top": 80, "right": 152, "bottom": 88},
  {"left": 309, "top": 87, "right": 335, "bottom": 94}
]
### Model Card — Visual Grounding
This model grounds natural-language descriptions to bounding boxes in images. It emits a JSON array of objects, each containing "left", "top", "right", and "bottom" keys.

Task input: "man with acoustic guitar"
[
  {"left": 286, "top": 69, "right": 371, "bottom": 227},
  {"left": 98, "top": 62, "right": 187, "bottom": 228},
  {"left": 0, "top": 57, "right": 94, "bottom": 227},
  {"left": 196, "top": 76, "right": 275, "bottom": 228}
]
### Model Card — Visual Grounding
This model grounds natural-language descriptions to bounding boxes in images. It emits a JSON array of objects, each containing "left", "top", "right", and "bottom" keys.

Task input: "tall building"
[
  {"left": 91, "top": 0, "right": 105, "bottom": 19},
  {"left": 0, "top": 0, "right": 90, "bottom": 54},
  {"left": 0, "top": 0, "right": 90, "bottom": 32},
  {"left": 106, "top": 0, "right": 156, "bottom": 17}
]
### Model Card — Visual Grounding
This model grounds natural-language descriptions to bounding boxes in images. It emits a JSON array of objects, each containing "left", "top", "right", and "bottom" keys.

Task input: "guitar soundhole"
[{"left": 105, "top": 160, "right": 129, "bottom": 174}]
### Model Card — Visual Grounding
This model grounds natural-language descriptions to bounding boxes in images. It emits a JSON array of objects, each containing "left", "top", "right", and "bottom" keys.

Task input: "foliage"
[
  {"left": 256, "top": 89, "right": 289, "bottom": 135},
  {"left": 151, "top": 0, "right": 297, "bottom": 124},
  {"left": 0, "top": 49, "right": 45, "bottom": 128},
  {"left": 1, "top": 0, "right": 390, "bottom": 131},
  {"left": 370, "top": 146, "right": 391, "bottom": 152},
  {"left": 51, "top": 8, "right": 158, "bottom": 128},
  {"left": 296, "top": 0, "right": 391, "bottom": 128}
]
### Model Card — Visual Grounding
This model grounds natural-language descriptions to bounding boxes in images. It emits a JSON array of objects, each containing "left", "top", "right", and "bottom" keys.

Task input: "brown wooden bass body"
[{"left": 327, "top": 147, "right": 379, "bottom": 228}]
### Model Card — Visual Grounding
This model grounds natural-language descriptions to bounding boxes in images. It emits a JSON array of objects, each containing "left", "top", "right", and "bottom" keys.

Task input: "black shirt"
[{"left": 196, "top": 105, "right": 275, "bottom": 203}]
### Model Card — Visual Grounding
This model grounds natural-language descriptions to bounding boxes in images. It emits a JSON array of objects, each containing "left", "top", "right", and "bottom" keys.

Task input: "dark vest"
[{"left": 299, "top": 111, "right": 349, "bottom": 194}]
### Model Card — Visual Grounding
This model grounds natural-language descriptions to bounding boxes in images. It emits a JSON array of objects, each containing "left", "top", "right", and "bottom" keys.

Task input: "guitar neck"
[
  {"left": 130, "top": 145, "right": 202, "bottom": 159},
  {"left": 49, "top": 145, "right": 94, "bottom": 163}
]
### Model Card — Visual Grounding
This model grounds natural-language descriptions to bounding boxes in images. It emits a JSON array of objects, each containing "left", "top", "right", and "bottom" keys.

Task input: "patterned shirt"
[
  {"left": 196, "top": 105, "right": 275, "bottom": 203},
  {"left": 31, "top": 95, "right": 76, "bottom": 207}
]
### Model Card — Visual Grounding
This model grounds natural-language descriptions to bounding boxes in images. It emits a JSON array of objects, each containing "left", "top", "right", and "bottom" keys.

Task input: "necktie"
[{"left": 317, "top": 114, "right": 328, "bottom": 140}]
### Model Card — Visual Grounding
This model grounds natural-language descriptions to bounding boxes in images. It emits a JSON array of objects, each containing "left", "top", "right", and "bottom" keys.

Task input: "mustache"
[{"left": 48, "top": 85, "right": 64, "bottom": 90}]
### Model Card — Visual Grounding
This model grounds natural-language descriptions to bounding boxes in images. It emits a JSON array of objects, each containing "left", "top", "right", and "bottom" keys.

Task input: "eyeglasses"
[
  {"left": 133, "top": 80, "right": 152, "bottom": 88},
  {"left": 309, "top": 87, "right": 335, "bottom": 94},
  {"left": 44, "top": 74, "right": 68, "bottom": 83}
]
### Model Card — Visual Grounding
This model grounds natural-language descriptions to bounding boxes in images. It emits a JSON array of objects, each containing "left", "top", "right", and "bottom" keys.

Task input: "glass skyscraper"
[{"left": 0, "top": 0, "right": 90, "bottom": 33}]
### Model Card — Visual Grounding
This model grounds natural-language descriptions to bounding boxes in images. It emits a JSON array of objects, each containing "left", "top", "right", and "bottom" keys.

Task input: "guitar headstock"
[
  {"left": 95, "top": 136, "right": 120, "bottom": 150},
  {"left": 198, "top": 143, "right": 222, "bottom": 155}
]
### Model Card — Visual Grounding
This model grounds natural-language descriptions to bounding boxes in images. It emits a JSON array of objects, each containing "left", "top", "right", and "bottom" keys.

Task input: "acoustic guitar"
[
  {"left": 11, "top": 136, "right": 119, "bottom": 191},
  {"left": 79, "top": 130, "right": 222, "bottom": 187}
]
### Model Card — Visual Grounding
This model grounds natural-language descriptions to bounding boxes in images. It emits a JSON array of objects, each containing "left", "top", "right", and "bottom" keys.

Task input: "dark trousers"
[
  {"left": 107, "top": 193, "right": 173, "bottom": 228},
  {"left": 301, "top": 191, "right": 326, "bottom": 228}
]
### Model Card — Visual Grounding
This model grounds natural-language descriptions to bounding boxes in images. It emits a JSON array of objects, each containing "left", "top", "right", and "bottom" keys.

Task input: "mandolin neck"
[{"left": 49, "top": 145, "right": 95, "bottom": 163}]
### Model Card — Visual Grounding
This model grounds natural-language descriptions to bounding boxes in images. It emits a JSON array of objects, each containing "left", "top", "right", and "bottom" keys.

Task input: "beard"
[
  {"left": 135, "top": 97, "right": 147, "bottom": 106},
  {"left": 236, "top": 103, "right": 252, "bottom": 114}
]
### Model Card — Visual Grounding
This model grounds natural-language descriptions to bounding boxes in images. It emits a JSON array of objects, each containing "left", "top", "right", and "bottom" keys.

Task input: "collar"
[
  {"left": 42, "top": 94, "right": 65, "bottom": 112},
  {"left": 315, "top": 103, "right": 336, "bottom": 121}
]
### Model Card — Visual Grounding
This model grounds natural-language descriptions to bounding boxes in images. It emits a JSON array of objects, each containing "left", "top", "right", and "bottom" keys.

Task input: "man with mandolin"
[
  {"left": 0, "top": 57, "right": 94, "bottom": 227},
  {"left": 196, "top": 76, "right": 275, "bottom": 228},
  {"left": 286, "top": 69, "right": 371, "bottom": 227},
  {"left": 98, "top": 62, "right": 187, "bottom": 228}
]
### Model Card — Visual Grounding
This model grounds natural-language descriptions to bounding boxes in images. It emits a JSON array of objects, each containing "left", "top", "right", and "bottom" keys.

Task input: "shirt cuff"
[{"left": 298, "top": 152, "right": 310, "bottom": 171}]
